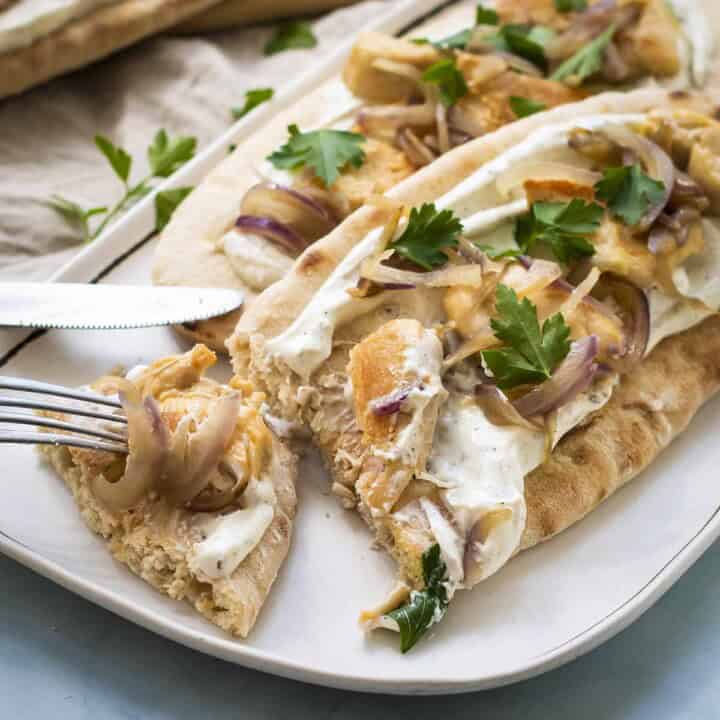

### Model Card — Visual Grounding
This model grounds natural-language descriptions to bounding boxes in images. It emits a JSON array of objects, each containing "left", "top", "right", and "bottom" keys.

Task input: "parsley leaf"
[
  {"left": 482, "top": 284, "right": 571, "bottom": 389},
  {"left": 47, "top": 128, "right": 197, "bottom": 243},
  {"left": 550, "top": 23, "right": 617, "bottom": 84},
  {"left": 386, "top": 544, "right": 449, "bottom": 653},
  {"left": 487, "top": 24, "right": 555, "bottom": 69},
  {"left": 389, "top": 203, "right": 463, "bottom": 270},
  {"left": 515, "top": 198, "right": 603, "bottom": 263},
  {"left": 46, "top": 196, "right": 107, "bottom": 243},
  {"left": 415, "top": 3, "right": 499, "bottom": 49},
  {"left": 267, "top": 124, "right": 366, "bottom": 187},
  {"left": 231, "top": 87, "right": 274, "bottom": 120},
  {"left": 264, "top": 21, "right": 317, "bottom": 55},
  {"left": 477, "top": 243, "right": 522, "bottom": 260},
  {"left": 155, "top": 187, "right": 193, "bottom": 232},
  {"left": 476, "top": 2, "right": 499, "bottom": 26},
  {"left": 94, "top": 135, "right": 132, "bottom": 184},
  {"left": 594, "top": 163, "right": 666, "bottom": 226},
  {"left": 147, "top": 130, "right": 197, "bottom": 178},
  {"left": 554, "top": 0, "right": 588, "bottom": 11},
  {"left": 422, "top": 58, "right": 469, "bottom": 107},
  {"left": 509, "top": 96, "right": 547, "bottom": 118}
]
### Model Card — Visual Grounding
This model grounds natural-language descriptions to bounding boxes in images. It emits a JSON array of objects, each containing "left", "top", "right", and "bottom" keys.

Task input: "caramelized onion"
[
  {"left": 240, "top": 183, "right": 337, "bottom": 242},
  {"left": 513, "top": 336, "right": 599, "bottom": 417},
  {"left": 395, "top": 127, "right": 437, "bottom": 167},
  {"left": 160, "top": 393, "right": 242, "bottom": 507},
  {"left": 92, "top": 382, "right": 168, "bottom": 511},
  {"left": 592, "top": 274, "right": 649, "bottom": 368},
  {"left": 475, "top": 384, "right": 542, "bottom": 430},
  {"left": 357, "top": 103, "right": 436, "bottom": 136},
  {"left": 447, "top": 105, "right": 488, "bottom": 139}
]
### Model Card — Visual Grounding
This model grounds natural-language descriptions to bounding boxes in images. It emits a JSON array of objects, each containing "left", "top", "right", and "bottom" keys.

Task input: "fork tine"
[
  {"left": 0, "top": 396, "right": 127, "bottom": 424},
  {"left": 0, "top": 412, "right": 128, "bottom": 443},
  {"left": 0, "top": 430, "right": 128, "bottom": 454},
  {"left": 0, "top": 376, "right": 122, "bottom": 408}
]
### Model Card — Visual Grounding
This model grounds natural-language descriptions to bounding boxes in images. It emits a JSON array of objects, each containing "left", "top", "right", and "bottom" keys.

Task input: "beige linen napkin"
[{"left": 0, "top": 1, "right": 385, "bottom": 281}]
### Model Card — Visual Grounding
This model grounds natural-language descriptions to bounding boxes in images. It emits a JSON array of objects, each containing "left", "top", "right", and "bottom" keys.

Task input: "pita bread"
[
  {"left": 175, "top": 0, "right": 358, "bottom": 34},
  {"left": 228, "top": 88, "right": 720, "bottom": 596},
  {"left": 0, "top": 0, "right": 223, "bottom": 99},
  {"left": 153, "top": 0, "right": 720, "bottom": 352},
  {"left": 40, "top": 344, "right": 297, "bottom": 637}
]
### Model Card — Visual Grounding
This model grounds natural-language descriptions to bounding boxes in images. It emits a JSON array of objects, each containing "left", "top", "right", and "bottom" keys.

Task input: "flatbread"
[
  {"left": 0, "top": 0, "right": 224, "bottom": 100},
  {"left": 153, "top": 0, "right": 720, "bottom": 352},
  {"left": 40, "top": 344, "right": 297, "bottom": 637},
  {"left": 228, "top": 88, "right": 720, "bottom": 588},
  {"left": 175, "top": 0, "right": 358, "bottom": 34}
]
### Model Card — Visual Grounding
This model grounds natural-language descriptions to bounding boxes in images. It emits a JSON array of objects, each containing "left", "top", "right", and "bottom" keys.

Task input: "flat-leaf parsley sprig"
[{"left": 47, "top": 129, "right": 197, "bottom": 242}]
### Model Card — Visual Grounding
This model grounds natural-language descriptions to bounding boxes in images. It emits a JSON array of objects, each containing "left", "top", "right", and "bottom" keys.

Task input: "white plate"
[{"left": 2, "top": 0, "right": 720, "bottom": 695}]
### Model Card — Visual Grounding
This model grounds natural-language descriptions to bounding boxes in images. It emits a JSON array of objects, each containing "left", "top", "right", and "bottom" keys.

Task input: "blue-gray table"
[{"left": 2, "top": 543, "right": 718, "bottom": 719}]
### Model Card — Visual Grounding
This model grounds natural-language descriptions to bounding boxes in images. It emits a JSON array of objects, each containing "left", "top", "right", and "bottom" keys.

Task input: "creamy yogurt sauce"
[
  {"left": 190, "top": 472, "right": 277, "bottom": 580},
  {"left": 222, "top": 230, "right": 294, "bottom": 292},
  {"left": 0, "top": 0, "right": 120, "bottom": 53}
]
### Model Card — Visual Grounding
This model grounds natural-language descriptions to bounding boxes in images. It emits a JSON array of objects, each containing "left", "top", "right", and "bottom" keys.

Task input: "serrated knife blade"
[{"left": 0, "top": 283, "right": 244, "bottom": 330}]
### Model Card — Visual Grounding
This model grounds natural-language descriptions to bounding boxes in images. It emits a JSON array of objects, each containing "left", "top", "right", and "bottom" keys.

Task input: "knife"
[{"left": 0, "top": 283, "right": 244, "bottom": 330}]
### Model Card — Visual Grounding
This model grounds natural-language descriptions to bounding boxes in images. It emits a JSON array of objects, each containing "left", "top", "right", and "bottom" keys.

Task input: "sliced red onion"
[
  {"left": 550, "top": 277, "right": 620, "bottom": 321},
  {"left": 241, "top": 182, "right": 336, "bottom": 242},
  {"left": 670, "top": 172, "right": 709, "bottom": 211},
  {"left": 235, "top": 215, "right": 308, "bottom": 256},
  {"left": 370, "top": 386, "right": 414, "bottom": 416},
  {"left": 512, "top": 336, "right": 599, "bottom": 417},
  {"left": 475, "top": 384, "right": 541, "bottom": 430},
  {"left": 648, "top": 225, "right": 677, "bottom": 255},
  {"left": 592, "top": 274, "right": 649, "bottom": 368}
]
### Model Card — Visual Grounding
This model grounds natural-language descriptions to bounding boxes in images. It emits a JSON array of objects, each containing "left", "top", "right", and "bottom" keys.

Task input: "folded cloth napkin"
[{"left": 0, "top": 1, "right": 385, "bottom": 281}]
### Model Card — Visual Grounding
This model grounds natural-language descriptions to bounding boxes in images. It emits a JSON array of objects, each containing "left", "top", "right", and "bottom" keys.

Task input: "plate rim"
[{"left": 2, "top": 0, "right": 719, "bottom": 694}]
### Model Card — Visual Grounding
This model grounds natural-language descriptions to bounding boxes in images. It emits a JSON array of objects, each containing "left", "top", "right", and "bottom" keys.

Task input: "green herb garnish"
[
  {"left": 477, "top": 243, "right": 523, "bottom": 260},
  {"left": 386, "top": 544, "right": 449, "bottom": 653},
  {"left": 47, "top": 130, "right": 196, "bottom": 243},
  {"left": 414, "top": 3, "right": 498, "bottom": 50},
  {"left": 263, "top": 21, "right": 317, "bottom": 55},
  {"left": 422, "top": 58, "right": 469, "bottom": 107},
  {"left": 267, "top": 124, "right": 366, "bottom": 187},
  {"left": 486, "top": 24, "right": 555, "bottom": 69},
  {"left": 550, "top": 23, "right": 617, "bottom": 84},
  {"left": 515, "top": 198, "right": 603, "bottom": 263},
  {"left": 154, "top": 187, "right": 193, "bottom": 232},
  {"left": 594, "top": 163, "right": 666, "bottom": 226},
  {"left": 475, "top": 2, "right": 500, "bottom": 26},
  {"left": 231, "top": 87, "right": 274, "bottom": 120},
  {"left": 482, "top": 284, "right": 571, "bottom": 390},
  {"left": 389, "top": 203, "right": 463, "bottom": 270},
  {"left": 509, "top": 96, "right": 547, "bottom": 118},
  {"left": 554, "top": 0, "right": 588, "bottom": 11}
]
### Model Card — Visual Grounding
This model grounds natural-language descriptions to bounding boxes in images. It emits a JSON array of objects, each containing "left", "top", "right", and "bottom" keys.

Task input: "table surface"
[{"left": 2, "top": 539, "right": 718, "bottom": 720}]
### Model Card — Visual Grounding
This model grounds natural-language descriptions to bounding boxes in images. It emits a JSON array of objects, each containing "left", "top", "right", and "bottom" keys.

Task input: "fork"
[{"left": 0, "top": 376, "right": 128, "bottom": 454}]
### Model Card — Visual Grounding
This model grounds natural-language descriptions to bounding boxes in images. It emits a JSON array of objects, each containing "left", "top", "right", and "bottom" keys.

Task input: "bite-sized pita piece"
[
  {"left": 0, "top": 0, "right": 223, "bottom": 100},
  {"left": 342, "top": 32, "right": 441, "bottom": 104},
  {"left": 40, "top": 344, "right": 297, "bottom": 637}
]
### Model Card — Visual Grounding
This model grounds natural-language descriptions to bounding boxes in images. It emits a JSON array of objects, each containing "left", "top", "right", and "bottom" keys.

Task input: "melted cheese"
[{"left": 0, "top": 0, "right": 120, "bottom": 53}]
